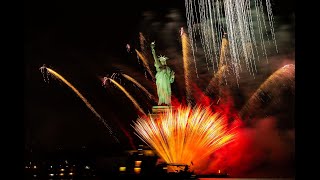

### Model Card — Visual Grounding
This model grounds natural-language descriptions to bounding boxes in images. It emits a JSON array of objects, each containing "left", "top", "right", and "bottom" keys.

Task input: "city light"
[
  {"left": 135, "top": 161, "right": 142, "bottom": 167},
  {"left": 134, "top": 167, "right": 141, "bottom": 174},
  {"left": 119, "top": 167, "right": 126, "bottom": 172}
]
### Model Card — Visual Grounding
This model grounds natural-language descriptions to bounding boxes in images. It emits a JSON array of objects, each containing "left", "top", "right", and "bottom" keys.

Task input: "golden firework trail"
[
  {"left": 181, "top": 30, "right": 193, "bottom": 104},
  {"left": 121, "top": 73, "right": 156, "bottom": 102},
  {"left": 205, "top": 36, "right": 230, "bottom": 95},
  {"left": 139, "top": 32, "right": 147, "bottom": 51},
  {"left": 45, "top": 68, "right": 118, "bottom": 141},
  {"left": 239, "top": 64, "right": 295, "bottom": 118},
  {"left": 135, "top": 49, "right": 155, "bottom": 81},
  {"left": 106, "top": 78, "right": 147, "bottom": 116},
  {"left": 205, "top": 65, "right": 227, "bottom": 95},
  {"left": 133, "top": 105, "right": 239, "bottom": 169},
  {"left": 218, "top": 35, "right": 230, "bottom": 70}
]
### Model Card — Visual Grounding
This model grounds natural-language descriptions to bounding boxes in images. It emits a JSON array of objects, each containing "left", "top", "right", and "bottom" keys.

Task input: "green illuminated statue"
[{"left": 151, "top": 41, "right": 175, "bottom": 106}]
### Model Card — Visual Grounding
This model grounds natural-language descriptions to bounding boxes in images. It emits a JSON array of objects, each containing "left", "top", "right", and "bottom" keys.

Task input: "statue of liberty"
[{"left": 151, "top": 41, "right": 175, "bottom": 106}]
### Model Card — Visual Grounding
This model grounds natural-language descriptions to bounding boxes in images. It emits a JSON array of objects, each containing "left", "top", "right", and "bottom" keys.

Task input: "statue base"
[
  {"left": 149, "top": 106, "right": 176, "bottom": 120},
  {"left": 152, "top": 106, "right": 172, "bottom": 114}
]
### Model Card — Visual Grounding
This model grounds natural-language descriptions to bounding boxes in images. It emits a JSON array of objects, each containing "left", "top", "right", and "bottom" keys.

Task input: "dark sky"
[
  {"left": 24, "top": 0, "right": 187, "bottom": 155},
  {"left": 24, "top": 0, "right": 294, "bottom": 160}
]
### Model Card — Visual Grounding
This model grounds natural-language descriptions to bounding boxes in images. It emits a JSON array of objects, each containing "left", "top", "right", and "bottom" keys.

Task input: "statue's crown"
[{"left": 158, "top": 55, "right": 169, "bottom": 61}]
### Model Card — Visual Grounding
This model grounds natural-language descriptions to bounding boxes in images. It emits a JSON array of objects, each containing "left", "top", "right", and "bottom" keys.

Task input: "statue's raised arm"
[
  {"left": 151, "top": 42, "right": 160, "bottom": 70},
  {"left": 150, "top": 41, "right": 175, "bottom": 106}
]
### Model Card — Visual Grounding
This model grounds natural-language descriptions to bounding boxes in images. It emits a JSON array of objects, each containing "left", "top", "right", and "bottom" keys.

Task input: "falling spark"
[
  {"left": 139, "top": 32, "right": 147, "bottom": 51},
  {"left": 43, "top": 67, "right": 118, "bottom": 142},
  {"left": 126, "top": 43, "right": 131, "bottom": 53},
  {"left": 39, "top": 64, "right": 50, "bottom": 83},
  {"left": 184, "top": 0, "right": 278, "bottom": 82},
  {"left": 265, "top": 0, "right": 278, "bottom": 53},
  {"left": 133, "top": 105, "right": 239, "bottom": 170},
  {"left": 102, "top": 76, "right": 108, "bottom": 86},
  {"left": 180, "top": 27, "right": 184, "bottom": 36}
]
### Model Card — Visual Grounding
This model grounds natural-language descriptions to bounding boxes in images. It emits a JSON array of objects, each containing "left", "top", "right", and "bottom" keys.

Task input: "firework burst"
[{"left": 132, "top": 104, "right": 241, "bottom": 170}]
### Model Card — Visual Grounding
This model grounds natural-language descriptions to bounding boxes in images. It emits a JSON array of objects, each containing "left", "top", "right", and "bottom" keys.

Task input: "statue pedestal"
[
  {"left": 149, "top": 106, "right": 176, "bottom": 120},
  {"left": 152, "top": 106, "right": 172, "bottom": 113}
]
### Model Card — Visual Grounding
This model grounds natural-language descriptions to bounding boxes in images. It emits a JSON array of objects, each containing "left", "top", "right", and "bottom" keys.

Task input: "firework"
[
  {"left": 181, "top": 30, "right": 194, "bottom": 104},
  {"left": 184, "top": 0, "right": 277, "bottom": 82},
  {"left": 122, "top": 73, "right": 156, "bottom": 101},
  {"left": 39, "top": 64, "right": 50, "bottom": 83},
  {"left": 42, "top": 67, "right": 119, "bottom": 142},
  {"left": 104, "top": 77, "right": 147, "bottom": 117},
  {"left": 135, "top": 49, "right": 155, "bottom": 81},
  {"left": 240, "top": 64, "right": 295, "bottom": 120},
  {"left": 133, "top": 105, "right": 239, "bottom": 170}
]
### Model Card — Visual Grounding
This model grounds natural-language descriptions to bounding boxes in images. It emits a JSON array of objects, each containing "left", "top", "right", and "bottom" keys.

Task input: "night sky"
[
  {"left": 25, "top": 0, "right": 295, "bottom": 175},
  {"left": 25, "top": 0, "right": 188, "bottom": 154}
]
